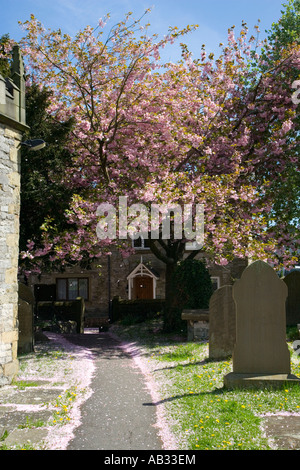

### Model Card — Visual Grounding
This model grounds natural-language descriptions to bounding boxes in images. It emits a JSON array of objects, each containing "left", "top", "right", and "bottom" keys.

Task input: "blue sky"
[{"left": 1, "top": 0, "right": 288, "bottom": 62}]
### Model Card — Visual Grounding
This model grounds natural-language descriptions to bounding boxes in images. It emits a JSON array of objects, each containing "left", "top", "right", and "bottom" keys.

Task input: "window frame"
[
  {"left": 132, "top": 236, "right": 151, "bottom": 250},
  {"left": 56, "top": 277, "right": 89, "bottom": 301}
]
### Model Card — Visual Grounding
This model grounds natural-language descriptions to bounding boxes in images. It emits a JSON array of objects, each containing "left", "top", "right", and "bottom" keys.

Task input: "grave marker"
[
  {"left": 209, "top": 285, "right": 236, "bottom": 360},
  {"left": 224, "top": 260, "right": 300, "bottom": 389}
]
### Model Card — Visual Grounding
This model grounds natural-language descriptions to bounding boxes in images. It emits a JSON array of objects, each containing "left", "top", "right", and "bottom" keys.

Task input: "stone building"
[
  {"left": 28, "top": 238, "right": 247, "bottom": 325},
  {"left": 0, "top": 46, "right": 28, "bottom": 385}
]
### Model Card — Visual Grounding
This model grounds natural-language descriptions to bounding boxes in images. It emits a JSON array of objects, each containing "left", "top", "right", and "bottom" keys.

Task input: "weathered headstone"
[
  {"left": 209, "top": 285, "right": 236, "bottom": 360},
  {"left": 283, "top": 271, "right": 300, "bottom": 326},
  {"left": 224, "top": 260, "right": 300, "bottom": 389}
]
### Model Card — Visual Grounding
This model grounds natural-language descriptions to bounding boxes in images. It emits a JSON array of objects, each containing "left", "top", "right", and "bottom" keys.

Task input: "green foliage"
[
  {"left": 267, "top": 0, "right": 300, "bottom": 55},
  {"left": 286, "top": 325, "right": 300, "bottom": 341},
  {"left": 260, "top": 0, "right": 300, "bottom": 231},
  {"left": 0, "top": 430, "right": 8, "bottom": 442},
  {"left": 18, "top": 416, "right": 45, "bottom": 429},
  {"left": 12, "top": 380, "right": 39, "bottom": 389},
  {"left": 172, "top": 259, "right": 213, "bottom": 310},
  {"left": 20, "top": 83, "right": 75, "bottom": 255},
  {"left": 0, "top": 34, "right": 12, "bottom": 78}
]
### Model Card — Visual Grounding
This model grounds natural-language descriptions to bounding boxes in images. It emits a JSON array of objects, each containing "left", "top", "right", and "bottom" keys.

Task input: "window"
[
  {"left": 211, "top": 277, "right": 220, "bottom": 291},
  {"left": 132, "top": 236, "right": 150, "bottom": 249},
  {"left": 56, "top": 278, "right": 89, "bottom": 301}
]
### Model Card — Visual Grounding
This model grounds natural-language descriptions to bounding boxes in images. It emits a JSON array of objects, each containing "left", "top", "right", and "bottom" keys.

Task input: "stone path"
[
  {"left": 263, "top": 414, "right": 300, "bottom": 450},
  {"left": 65, "top": 332, "right": 163, "bottom": 450},
  {"left": 0, "top": 381, "right": 63, "bottom": 447}
]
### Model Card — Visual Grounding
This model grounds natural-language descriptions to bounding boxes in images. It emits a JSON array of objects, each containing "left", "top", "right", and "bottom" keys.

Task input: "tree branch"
[{"left": 148, "top": 239, "right": 175, "bottom": 265}]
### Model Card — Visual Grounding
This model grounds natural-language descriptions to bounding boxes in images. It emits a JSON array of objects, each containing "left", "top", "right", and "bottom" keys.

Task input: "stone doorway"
[{"left": 127, "top": 261, "right": 159, "bottom": 300}]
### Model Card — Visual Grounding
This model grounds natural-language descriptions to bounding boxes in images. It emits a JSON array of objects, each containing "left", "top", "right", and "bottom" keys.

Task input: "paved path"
[{"left": 65, "top": 332, "right": 163, "bottom": 450}]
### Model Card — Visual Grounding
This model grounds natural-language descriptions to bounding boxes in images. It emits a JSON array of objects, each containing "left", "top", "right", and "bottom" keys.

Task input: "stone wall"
[
  {"left": 0, "top": 46, "right": 28, "bottom": 386},
  {"left": 0, "top": 123, "right": 22, "bottom": 385}
]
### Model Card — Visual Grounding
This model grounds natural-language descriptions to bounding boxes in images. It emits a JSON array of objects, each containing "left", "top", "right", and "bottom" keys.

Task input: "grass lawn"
[{"left": 111, "top": 317, "right": 300, "bottom": 450}]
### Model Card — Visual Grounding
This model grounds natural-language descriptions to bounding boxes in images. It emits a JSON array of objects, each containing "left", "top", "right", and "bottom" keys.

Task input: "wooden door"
[{"left": 133, "top": 276, "right": 153, "bottom": 299}]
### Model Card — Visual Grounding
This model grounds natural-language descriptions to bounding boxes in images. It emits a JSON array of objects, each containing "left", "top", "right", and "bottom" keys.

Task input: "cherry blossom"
[{"left": 13, "top": 11, "right": 300, "bottom": 274}]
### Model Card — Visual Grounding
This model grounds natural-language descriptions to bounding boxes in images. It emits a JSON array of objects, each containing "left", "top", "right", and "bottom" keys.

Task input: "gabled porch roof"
[{"left": 127, "top": 261, "right": 160, "bottom": 280}]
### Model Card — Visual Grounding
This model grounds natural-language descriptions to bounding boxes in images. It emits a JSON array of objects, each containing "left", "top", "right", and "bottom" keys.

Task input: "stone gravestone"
[
  {"left": 283, "top": 271, "right": 300, "bottom": 326},
  {"left": 209, "top": 285, "right": 236, "bottom": 360},
  {"left": 224, "top": 260, "right": 300, "bottom": 389}
]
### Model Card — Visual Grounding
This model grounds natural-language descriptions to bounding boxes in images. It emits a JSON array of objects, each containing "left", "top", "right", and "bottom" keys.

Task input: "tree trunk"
[
  {"left": 163, "top": 261, "right": 179, "bottom": 332},
  {"left": 149, "top": 238, "right": 201, "bottom": 332}
]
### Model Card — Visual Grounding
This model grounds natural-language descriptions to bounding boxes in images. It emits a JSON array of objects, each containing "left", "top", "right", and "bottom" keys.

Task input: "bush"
[
  {"left": 286, "top": 325, "right": 300, "bottom": 342},
  {"left": 172, "top": 259, "right": 213, "bottom": 310}
]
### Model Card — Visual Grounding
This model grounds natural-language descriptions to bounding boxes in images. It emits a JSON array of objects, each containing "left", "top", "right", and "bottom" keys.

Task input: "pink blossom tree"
[{"left": 16, "top": 10, "right": 300, "bottom": 329}]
